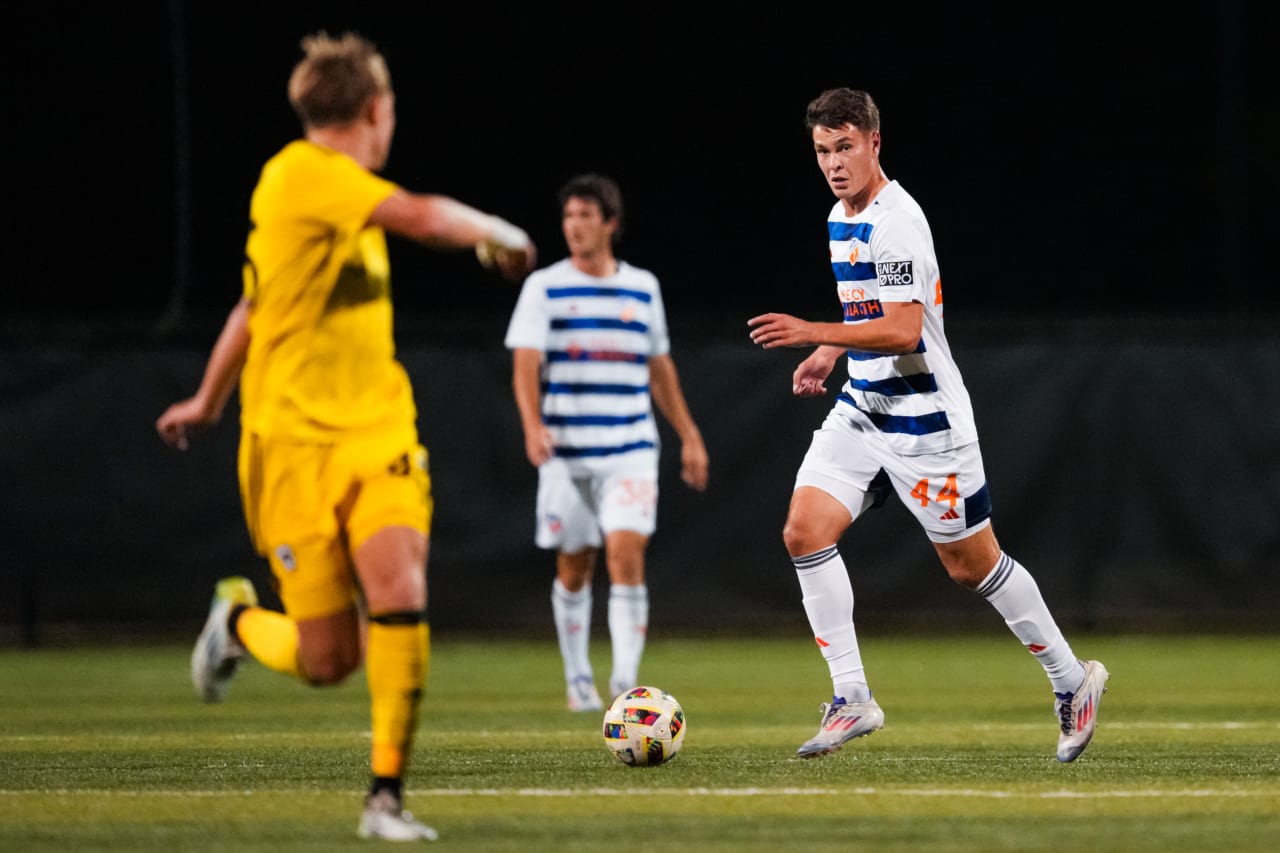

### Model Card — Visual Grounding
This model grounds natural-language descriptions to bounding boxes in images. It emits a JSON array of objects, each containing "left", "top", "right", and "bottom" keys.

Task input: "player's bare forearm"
[
  {"left": 511, "top": 348, "right": 552, "bottom": 466},
  {"left": 748, "top": 312, "right": 822, "bottom": 348},
  {"left": 372, "top": 191, "right": 536, "bottom": 281},
  {"left": 748, "top": 301, "right": 923, "bottom": 353},
  {"left": 649, "top": 355, "right": 708, "bottom": 491},
  {"left": 156, "top": 299, "right": 249, "bottom": 450}
]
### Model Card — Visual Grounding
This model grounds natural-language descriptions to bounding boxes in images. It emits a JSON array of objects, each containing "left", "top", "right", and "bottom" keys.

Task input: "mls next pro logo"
[{"left": 876, "top": 260, "right": 913, "bottom": 287}]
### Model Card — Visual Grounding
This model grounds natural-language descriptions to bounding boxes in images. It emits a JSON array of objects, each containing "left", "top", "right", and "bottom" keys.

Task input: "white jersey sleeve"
[
  {"left": 866, "top": 196, "right": 938, "bottom": 309},
  {"left": 827, "top": 180, "right": 978, "bottom": 455},
  {"left": 504, "top": 264, "right": 556, "bottom": 352},
  {"left": 647, "top": 274, "right": 671, "bottom": 358}
]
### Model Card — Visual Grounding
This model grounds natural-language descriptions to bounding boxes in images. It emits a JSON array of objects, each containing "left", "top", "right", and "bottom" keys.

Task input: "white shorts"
[
  {"left": 534, "top": 456, "right": 659, "bottom": 552},
  {"left": 794, "top": 407, "right": 993, "bottom": 543}
]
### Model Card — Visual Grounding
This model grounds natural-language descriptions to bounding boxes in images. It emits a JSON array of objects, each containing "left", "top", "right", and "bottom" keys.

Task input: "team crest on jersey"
[
  {"left": 274, "top": 543, "right": 297, "bottom": 571},
  {"left": 876, "top": 260, "right": 913, "bottom": 287},
  {"left": 620, "top": 301, "right": 638, "bottom": 322}
]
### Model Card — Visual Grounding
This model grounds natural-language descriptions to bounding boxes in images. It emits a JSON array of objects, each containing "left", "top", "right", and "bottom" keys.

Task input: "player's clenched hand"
[
  {"left": 476, "top": 216, "right": 537, "bottom": 282},
  {"left": 792, "top": 357, "right": 831, "bottom": 397},
  {"left": 495, "top": 241, "right": 537, "bottom": 281},
  {"left": 680, "top": 436, "right": 709, "bottom": 493},
  {"left": 747, "top": 313, "right": 814, "bottom": 349},
  {"left": 524, "top": 423, "right": 554, "bottom": 468},
  {"left": 156, "top": 397, "right": 220, "bottom": 451}
]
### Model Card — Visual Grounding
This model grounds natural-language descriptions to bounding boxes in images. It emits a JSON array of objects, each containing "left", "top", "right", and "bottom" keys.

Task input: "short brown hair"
[
  {"left": 558, "top": 173, "right": 625, "bottom": 242},
  {"left": 805, "top": 88, "right": 880, "bottom": 134},
  {"left": 287, "top": 31, "right": 391, "bottom": 128}
]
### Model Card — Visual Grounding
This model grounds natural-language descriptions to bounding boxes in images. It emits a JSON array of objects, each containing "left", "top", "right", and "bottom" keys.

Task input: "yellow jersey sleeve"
[{"left": 238, "top": 140, "right": 417, "bottom": 442}]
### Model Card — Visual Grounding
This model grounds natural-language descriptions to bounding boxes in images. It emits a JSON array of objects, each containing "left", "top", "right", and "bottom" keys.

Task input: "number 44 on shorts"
[{"left": 911, "top": 474, "right": 960, "bottom": 519}]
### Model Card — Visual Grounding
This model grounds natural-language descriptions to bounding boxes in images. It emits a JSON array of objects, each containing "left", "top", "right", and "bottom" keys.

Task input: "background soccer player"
[{"left": 505, "top": 173, "right": 708, "bottom": 712}]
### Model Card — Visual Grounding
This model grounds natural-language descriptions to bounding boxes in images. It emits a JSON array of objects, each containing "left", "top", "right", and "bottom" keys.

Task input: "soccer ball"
[{"left": 602, "top": 685, "right": 686, "bottom": 766}]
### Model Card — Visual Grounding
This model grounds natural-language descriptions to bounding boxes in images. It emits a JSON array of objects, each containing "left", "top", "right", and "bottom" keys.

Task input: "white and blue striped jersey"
[
  {"left": 828, "top": 180, "right": 978, "bottom": 456},
  {"left": 505, "top": 258, "right": 669, "bottom": 473}
]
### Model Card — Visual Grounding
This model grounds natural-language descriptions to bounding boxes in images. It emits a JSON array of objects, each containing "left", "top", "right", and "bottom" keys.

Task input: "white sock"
[
  {"left": 975, "top": 551, "right": 1084, "bottom": 694},
  {"left": 607, "top": 584, "right": 648, "bottom": 696},
  {"left": 552, "top": 578, "right": 593, "bottom": 686},
  {"left": 794, "top": 546, "right": 871, "bottom": 703}
]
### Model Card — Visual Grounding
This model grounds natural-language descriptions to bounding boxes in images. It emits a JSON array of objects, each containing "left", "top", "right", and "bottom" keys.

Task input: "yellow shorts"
[{"left": 238, "top": 428, "right": 433, "bottom": 621}]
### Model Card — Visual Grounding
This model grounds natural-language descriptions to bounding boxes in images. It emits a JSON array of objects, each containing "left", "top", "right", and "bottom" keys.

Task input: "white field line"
[
  {"left": 422, "top": 787, "right": 1277, "bottom": 799},
  {"left": 974, "top": 721, "right": 1280, "bottom": 731},
  {"left": 0, "top": 787, "right": 1274, "bottom": 799},
  {"left": 3, "top": 720, "right": 1277, "bottom": 743}
]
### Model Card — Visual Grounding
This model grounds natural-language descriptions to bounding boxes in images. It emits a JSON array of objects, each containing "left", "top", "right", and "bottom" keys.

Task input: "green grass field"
[{"left": 1, "top": 632, "right": 1277, "bottom": 852}]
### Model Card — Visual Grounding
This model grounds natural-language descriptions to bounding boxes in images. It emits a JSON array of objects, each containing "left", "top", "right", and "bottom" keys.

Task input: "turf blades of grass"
[{"left": 1, "top": 634, "right": 1277, "bottom": 852}]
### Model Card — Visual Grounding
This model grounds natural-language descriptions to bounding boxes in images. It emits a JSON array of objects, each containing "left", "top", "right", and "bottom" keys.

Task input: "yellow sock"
[
  {"left": 235, "top": 606, "right": 305, "bottom": 678},
  {"left": 366, "top": 616, "right": 429, "bottom": 779}
]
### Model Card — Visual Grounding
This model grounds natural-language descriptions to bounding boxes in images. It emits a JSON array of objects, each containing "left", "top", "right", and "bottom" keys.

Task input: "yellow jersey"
[{"left": 239, "top": 140, "right": 415, "bottom": 442}]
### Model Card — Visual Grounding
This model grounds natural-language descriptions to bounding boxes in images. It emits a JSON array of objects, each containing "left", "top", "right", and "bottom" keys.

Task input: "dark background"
[
  {"left": 4, "top": 2, "right": 1278, "bottom": 644},
  {"left": 12, "top": 1, "right": 1276, "bottom": 334}
]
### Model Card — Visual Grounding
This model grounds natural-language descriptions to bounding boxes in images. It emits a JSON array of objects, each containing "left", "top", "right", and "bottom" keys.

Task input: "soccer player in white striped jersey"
[
  {"left": 748, "top": 88, "right": 1108, "bottom": 762},
  {"left": 505, "top": 174, "right": 709, "bottom": 712}
]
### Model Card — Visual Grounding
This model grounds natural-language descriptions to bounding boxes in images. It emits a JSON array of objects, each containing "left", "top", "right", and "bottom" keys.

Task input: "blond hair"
[{"left": 287, "top": 31, "right": 391, "bottom": 128}]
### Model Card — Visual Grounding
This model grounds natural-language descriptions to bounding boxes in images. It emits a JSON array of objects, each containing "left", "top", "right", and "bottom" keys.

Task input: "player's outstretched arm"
[
  {"left": 370, "top": 190, "right": 536, "bottom": 281},
  {"left": 156, "top": 298, "right": 250, "bottom": 450}
]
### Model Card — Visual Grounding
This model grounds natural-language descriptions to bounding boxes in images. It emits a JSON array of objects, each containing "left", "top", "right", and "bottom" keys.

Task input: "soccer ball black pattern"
[{"left": 602, "top": 685, "right": 686, "bottom": 767}]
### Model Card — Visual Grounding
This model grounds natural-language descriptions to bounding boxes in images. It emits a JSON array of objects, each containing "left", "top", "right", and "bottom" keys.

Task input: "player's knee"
[
  {"left": 304, "top": 658, "right": 358, "bottom": 686},
  {"left": 942, "top": 560, "right": 981, "bottom": 589},
  {"left": 606, "top": 554, "right": 645, "bottom": 585},
  {"left": 937, "top": 551, "right": 989, "bottom": 589},
  {"left": 782, "top": 517, "right": 823, "bottom": 558},
  {"left": 299, "top": 646, "right": 361, "bottom": 686},
  {"left": 557, "top": 550, "right": 595, "bottom": 589},
  {"left": 935, "top": 526, "right": 1001, "bottom": 589}
]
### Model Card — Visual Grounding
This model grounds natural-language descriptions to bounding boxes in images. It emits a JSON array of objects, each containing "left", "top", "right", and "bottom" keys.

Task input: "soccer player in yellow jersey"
[{"left": 156, "top": 31, "right": 535, "bottom": 842}]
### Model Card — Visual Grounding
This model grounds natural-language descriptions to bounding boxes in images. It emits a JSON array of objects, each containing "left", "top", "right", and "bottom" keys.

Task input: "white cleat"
[
  {"left": 567, "top": 675, "right": 604, "bottom": 712},
  {"left": 357, "top": 790, "right": 439, "bottom": 842},
  {"left": 609, "top": 678, "right": 635, "bottom": 703},
  {"left": 796, "top": 697, "right": 885, "bottom": 758},
  {"left": 191, "top": 576, "right": 257, "bottom": 703},
  {"left": 1055, "top": 659, "right": 1110, "bottom": 762}
]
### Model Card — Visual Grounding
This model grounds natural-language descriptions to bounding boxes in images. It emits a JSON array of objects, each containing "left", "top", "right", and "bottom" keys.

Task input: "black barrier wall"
[{"left": 2, "top": 315, "right": 1277, "bottom": 645}]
